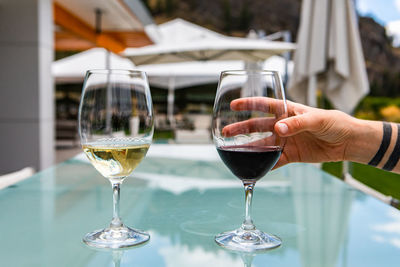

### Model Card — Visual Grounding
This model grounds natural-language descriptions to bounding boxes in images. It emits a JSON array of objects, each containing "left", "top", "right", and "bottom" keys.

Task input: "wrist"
[{"left": 344, "top": 118, "right": 382, "bottom": 164}]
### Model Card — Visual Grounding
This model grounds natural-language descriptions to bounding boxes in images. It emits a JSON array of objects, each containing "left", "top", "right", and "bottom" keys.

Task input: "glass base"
[
  {"left": 215, "top": 228, "right": 281, "bottom": 252},
  {"left": 83, "top": 225, "right": 150, "bottom": 249}
]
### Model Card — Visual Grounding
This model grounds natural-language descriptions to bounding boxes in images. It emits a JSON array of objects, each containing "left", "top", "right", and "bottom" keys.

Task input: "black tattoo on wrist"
[
  {"left": 383, "top": 124, "right": 400, "bottom": 171},
  {"left": 368, "top": 122, "right": 392, "bottom": 167}
]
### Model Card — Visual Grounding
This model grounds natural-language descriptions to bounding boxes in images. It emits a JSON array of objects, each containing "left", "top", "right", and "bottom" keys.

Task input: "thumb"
[{"left": 275, "top": 113, "right": 320, "bottom": 137}]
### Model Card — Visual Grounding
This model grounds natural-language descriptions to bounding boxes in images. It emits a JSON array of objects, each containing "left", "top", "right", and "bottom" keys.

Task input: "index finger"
[
  {"left": 230, "top": 97, "right": 305, "bottom": 116},
  {"left": 230, "top": 97, "right": 285, "bottom": 113}
]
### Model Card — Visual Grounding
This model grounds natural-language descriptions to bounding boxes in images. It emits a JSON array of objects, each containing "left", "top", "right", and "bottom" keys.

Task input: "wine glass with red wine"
[{"left": 212, "top": 70, "right": 287, "bottom": 252}]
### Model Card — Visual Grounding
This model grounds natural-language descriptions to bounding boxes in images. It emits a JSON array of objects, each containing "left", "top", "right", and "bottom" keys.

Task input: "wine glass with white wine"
[{"left": 78, "top": 69, "right": 154, "bottom": 249}]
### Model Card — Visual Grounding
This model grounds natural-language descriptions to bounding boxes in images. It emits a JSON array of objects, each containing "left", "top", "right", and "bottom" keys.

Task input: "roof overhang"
[{"left": 54, "top": 0, "right": 153, "bottom": 53}]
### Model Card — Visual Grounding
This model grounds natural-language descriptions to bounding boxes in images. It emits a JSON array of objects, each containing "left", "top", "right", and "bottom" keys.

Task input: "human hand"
[{"left": 222, "top": 97, "right": 357, "bottom": 169}]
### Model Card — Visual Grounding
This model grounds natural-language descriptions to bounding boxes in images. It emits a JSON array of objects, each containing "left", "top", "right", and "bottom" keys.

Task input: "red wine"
[{"left": 217, "top": 146, "right": 282, "bottom": 181}]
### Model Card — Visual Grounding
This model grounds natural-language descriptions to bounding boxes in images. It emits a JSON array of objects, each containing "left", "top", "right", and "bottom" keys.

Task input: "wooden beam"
[
  {"left": 55, "top": 31, "right": 95, "bottom": 51},
  {"left": 53, "top": 3, "right": 96, "bottom": 43},
  {"left": 105, "top": 31, "right": 153, "bottom": 48},
  {"left": 53, "top": 3, "right": 126, "bottom": 53},
  {"left": 96, "top": 34, "right": 125, "bottom": 53}
]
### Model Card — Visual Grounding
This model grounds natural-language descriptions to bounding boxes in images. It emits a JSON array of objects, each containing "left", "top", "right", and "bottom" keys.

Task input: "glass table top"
[{"left": 1, "top": 144, "right": 400, "bottom": 267}]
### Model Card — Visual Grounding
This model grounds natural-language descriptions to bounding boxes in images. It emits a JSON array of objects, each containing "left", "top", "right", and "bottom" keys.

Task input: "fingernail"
[{"left": 277, "top": 123, "right": 288, "bottom": 135}]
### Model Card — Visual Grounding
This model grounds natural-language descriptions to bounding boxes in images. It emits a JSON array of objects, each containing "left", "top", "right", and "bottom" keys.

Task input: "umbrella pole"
[
  {"left": 105, "top": 50, "right": 112, "bottom": 135},
  {"left": 282, "top": 31, "right": 292, "bottom": 86},
  {"left": 167, "top": 77, "right": 176, "bottom": 129},
  {"left": 307, "top": 75, "right": 317, "bottom": 107},
  {"left": 342, "top": 111, "right": 353, "bottom": 179}
]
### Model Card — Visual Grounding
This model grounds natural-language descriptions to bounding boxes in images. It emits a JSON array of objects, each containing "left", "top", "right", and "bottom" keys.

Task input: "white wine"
[{"left": 83, "top": 144, "right": 150, "bottom": 179}]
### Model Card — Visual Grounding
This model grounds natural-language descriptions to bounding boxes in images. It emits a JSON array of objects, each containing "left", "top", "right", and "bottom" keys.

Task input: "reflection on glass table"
[{"left": 0, "top": 144, "right": 400, "bottom": 266}]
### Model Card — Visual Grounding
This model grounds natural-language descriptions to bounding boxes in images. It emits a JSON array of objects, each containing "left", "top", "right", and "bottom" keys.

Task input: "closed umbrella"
[{"left": 288, "top": 0, "right": 369, "bottom": 114}]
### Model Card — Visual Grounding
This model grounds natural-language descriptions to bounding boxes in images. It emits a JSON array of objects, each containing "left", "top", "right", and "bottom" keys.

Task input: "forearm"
[{"left": 346, "top": 118, "right": 400, "bottom": 174}]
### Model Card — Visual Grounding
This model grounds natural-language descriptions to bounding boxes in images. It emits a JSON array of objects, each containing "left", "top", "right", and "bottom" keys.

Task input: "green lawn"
[
  {"left": 322, "top": 162, "right": 400, "bottom": 201},
  {"left": 153, "top": 130, "right": 174, "bottom": 142}
]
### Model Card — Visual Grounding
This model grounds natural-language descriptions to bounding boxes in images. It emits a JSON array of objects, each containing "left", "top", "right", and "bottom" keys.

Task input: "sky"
[
  {"left": 357, "top": 0, "right": 400, "bottom": 25},
  {"left": 356, "top": 0, "right": 400, "bottom": 46}
]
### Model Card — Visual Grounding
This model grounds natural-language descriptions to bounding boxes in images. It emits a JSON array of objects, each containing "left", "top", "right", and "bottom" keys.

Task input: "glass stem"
[
  {"left": 242, "top": 181, "right": 256, "bottom": 231},
  {"left": 112, "top": 251, "right": 123, "bottom": 267},
  {"left": 241, "top": 253, "right": 255, "bottom": 267},
  {"left": 110, "top": 181, "right": 123, "bottom": 228}
]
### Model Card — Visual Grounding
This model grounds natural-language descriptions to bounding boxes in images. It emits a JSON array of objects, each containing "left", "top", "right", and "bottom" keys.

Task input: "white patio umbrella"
[
  {"left": 138, "top": 56, "right": 292, "bottom": 89},
  {"left": 53, "top": 48, "right": 292, "bottom": 88},
  {"left": 124, "top": 37, "right": 295, "bottom": 65},
  {"left": 288, "top": 0, "right": 369, "bottom": 114},
  {"left": 137, "top": 56, "right": 292, "bottom": 124},
  {"left": 52, "top": 48, "right": 135, "bottom": 83},
  {"left": 123, "top": 19, "right": 296, "bottom": 65},
  {"left": 53, "top": 49, "right": 292, "bottom": 125},
  {"left": 123, "top": 19, "right": 295, "bottom": 125}
]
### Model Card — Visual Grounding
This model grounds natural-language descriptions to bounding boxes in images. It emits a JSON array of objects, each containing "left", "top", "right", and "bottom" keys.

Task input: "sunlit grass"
[{"left": 323, "top": 162, "right": 400, "bottom": 202}]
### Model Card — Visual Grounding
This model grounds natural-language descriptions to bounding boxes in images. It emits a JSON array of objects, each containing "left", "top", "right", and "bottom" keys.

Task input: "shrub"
[{"left": 380, "top": 105, "right": 400, "bottom": 122}]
